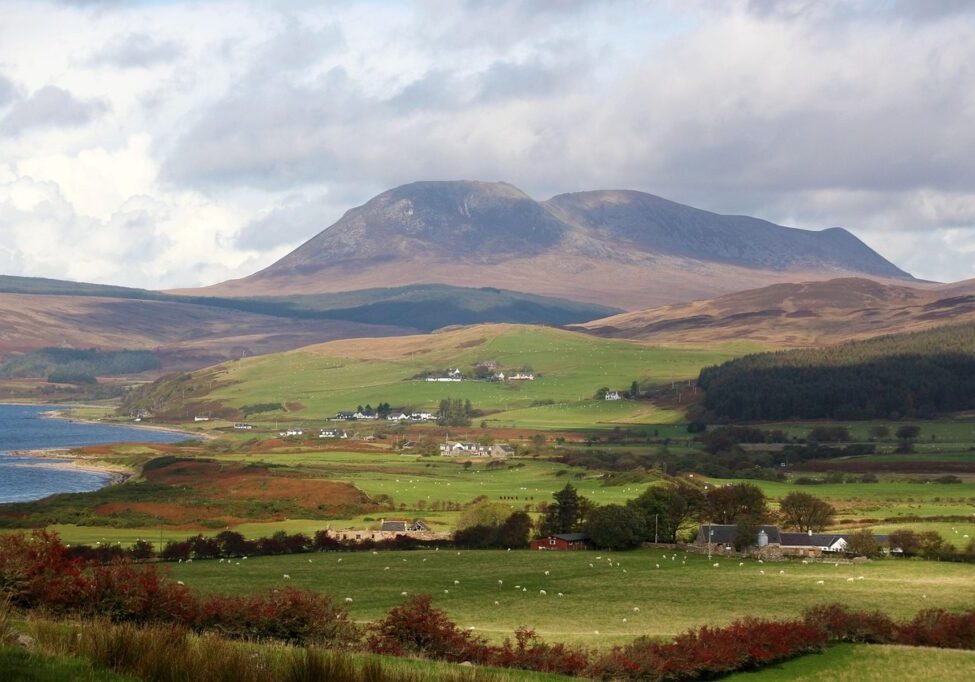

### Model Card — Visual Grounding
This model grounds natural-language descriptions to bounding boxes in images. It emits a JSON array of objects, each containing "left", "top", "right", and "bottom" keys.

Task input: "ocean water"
[{"left": 0, "top": 404, "right": 191, "bottom": 503}]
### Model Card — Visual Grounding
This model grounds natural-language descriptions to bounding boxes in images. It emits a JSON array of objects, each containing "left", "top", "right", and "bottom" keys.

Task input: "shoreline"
[
  {"left": 40, "top": 406, "right": 204, "bottom": 441},
  {"left": 1, "top": 448, "right": 133, "bottom": 485}
]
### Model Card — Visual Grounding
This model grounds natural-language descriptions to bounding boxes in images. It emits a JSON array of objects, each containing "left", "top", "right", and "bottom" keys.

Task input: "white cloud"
[{"left": 0, "top": 0, "right": 972, "bottom": 288}]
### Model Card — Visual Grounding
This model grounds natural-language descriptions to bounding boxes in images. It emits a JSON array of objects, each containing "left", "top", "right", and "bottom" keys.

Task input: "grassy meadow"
[
  {"left": 183, "top": 325, "right": 744, "bottom": 429},
  {"left": 171, "top": 548, "right": 975, "bottom": 647},
  {"left": 724, "top": 643, "right": 975, "bottom": 681}
]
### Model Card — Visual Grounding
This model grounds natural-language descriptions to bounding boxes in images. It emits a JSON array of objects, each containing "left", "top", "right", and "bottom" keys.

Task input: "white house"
[
  {"left": 604, "top": 391, "right": 622, "bottom": 401},
  {"left": 280, "top": 428, "right": 303, "bottom": 437},
  {"left": 319, "top": 429, "right": 348, "bottom": 439},
  {"left": 509, "top": 372, "right": 535, "bottom": 381}
]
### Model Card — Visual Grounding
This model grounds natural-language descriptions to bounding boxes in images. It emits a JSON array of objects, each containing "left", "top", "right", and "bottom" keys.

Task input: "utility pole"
[{"left": 654, "top": 514, "right": 658, "bottom": 544}]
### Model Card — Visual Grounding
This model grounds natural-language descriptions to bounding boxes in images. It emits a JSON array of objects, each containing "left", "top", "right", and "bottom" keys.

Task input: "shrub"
[
  {"left": 491, "top": 627, "right": 589, "bottom": 676},
  {"left": 366, "top": 595, "right": 490, "bottom": 662},
  {"left": 590, "top": 617, "right": 827, "bottom": 680},
  {"left": 197, "top": 588, "right": 358, "bottom": 646},
  {"left": 803, "top": 603, "right": 896, "bottom": 643}
]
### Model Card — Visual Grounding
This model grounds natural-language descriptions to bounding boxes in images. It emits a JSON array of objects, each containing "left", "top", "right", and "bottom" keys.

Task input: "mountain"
[
  {"left": 195, "top": 181, "right": 913, "bottom": 309},
  {"left": 578, "top": 277, "right": 975, "bottom": 347}
]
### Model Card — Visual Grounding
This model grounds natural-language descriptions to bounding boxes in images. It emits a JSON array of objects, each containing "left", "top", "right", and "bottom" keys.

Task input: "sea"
[{"left": 0, "top": 404, "right": 192, "bottom": 503}]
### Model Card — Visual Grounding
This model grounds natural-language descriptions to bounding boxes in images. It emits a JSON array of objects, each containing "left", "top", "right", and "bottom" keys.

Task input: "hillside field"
[
  {"left": 153, "top": 325, "right": 749, "bottom": 429},
  {"left": 171, "top": 548, "right": 975, "bottom": 647}
]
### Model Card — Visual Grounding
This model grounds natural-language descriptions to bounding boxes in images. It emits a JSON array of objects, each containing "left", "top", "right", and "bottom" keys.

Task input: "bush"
[
  {"left": 590, "top": 617, "right": 827, "bottom": 680},
  {"left": 366, "top": 595, "right": 490, "bottom": 662},
  {"left": 197, "top": 587, "right": 358, "bottom": 645}
]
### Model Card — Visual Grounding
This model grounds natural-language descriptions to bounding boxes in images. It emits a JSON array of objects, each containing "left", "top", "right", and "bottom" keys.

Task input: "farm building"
[
  {"left": 530, "top": 532, "right": 591, "bottom": 551},
  {"left": 694, "top": 524, "right": 892, "bottom": 557},
  {"left": 439, "top": 441, "right": 512, "bottom": 457}
]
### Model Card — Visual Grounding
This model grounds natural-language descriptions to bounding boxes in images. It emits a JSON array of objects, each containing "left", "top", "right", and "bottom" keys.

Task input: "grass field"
[
  {"left": 181, "top": 325, "right": 743, "bottom": 429},
  {"left": 210, "top": 450, "right": 654, "bottom": 509},
  {"left": 718, "top": 477, "right": 975, "bottom": 521},
  {"left": 725, "top": 643, "right": 975, "bottom": 681},
  {"left": 171, "top": 548, "right": 975, "bottom": 647}
]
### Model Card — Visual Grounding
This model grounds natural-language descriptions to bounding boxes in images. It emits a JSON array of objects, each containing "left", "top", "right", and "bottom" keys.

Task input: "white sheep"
[
  {"left": 816, "top": 580, "right": 825, "bottom": 585},
  {"left": 539, "top": 589, "right": 547, "bottom": 595},
  {"left": 283, "top": 574, "right": 290, "bottom": 580},
  {"left": 344, "top": 597, "right": 353, "bottom": 602}
]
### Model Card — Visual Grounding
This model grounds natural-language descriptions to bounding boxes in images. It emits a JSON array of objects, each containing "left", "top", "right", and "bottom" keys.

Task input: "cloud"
[
  {"left": 2, "top": 85, "right": 108, "bottom": 134},
  {"left": 1, "top": 0, "right": 975, "bottom": 287},
  {"left": 0, "top": 74, "right": 17, "bottom": 107},
  {"left": 89, "top": 33, "right": 184, "bottom": 68},
  {"left": 235, "top": 194, "right": 336, "bottom": 251}
]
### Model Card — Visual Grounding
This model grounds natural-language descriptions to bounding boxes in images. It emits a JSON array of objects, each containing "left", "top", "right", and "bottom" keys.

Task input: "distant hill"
[
  {"left": 578, "top": 278, "right": 973, "bottom": 347},
  {"left": 0, "top": 276, "right": 618, "bottom": 370},
  {"left": 194, "top": 180, "right": 914, "bottom": 309}
]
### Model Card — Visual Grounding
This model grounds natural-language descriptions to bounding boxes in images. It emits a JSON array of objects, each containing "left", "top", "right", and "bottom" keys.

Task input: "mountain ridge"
[
  {"left": 578, "top": 277, "right": 974, "bottom": 347},
  {"left": 190, "top": 180, "right": 913, "bottom": 309}
]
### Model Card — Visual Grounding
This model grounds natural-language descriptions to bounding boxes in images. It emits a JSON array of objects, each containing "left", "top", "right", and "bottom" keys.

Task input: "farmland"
[
  {"left": 125, "top": 324, "right": 748, "bottom": 430},
  {"left": 171, "top": 548, "right": 975, "bottom": 647}
]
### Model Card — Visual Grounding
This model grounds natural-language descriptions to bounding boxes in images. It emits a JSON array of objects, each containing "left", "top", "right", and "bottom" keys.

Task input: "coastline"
[
  {"left": 1, "top": 448, "right": 133, "bottom": 485},
  {"left": 40, "top": 406, "right": 207, "bottom": 441}
]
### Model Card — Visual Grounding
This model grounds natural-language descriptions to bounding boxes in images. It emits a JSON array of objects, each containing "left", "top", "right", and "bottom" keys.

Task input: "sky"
[{"left": 1, "top": 0, "right": 974, "bottom": 289}]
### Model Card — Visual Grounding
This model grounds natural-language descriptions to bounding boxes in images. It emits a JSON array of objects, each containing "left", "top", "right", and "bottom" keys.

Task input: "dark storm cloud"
[{"left": 2, "top": 85, "right": 108, "bottom": 134}]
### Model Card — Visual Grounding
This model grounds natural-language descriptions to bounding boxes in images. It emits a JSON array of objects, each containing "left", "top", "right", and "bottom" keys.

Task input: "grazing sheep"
[
  {"left": 713, "top": 563, "right": 720, "bottom": 568},
  {"left": 177, "top": 581, "right": 184, "bottom": 586},
  {"left": 816, "top": 580, "right": 825, "bottom": 585},
  {"left": 344, "top": 597, "right": 353, "bottom": 602},
  {"left": 557, "top": 593, "right": 564, "bottom": 597},
  {"left": 539, "top": 590, "right": 547, "bottom": 595}
]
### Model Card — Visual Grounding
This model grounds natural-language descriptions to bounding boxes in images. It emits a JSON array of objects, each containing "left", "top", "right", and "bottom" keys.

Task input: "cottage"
[
  {"left": 335, "top": 411, "right": 356, "bottom": 421},
  {"left": 508, "top": 372, "right": 535, "bottom": 381},
  {"left": 319, "top": 429, "right": 348, "bottom": 439},
  {"left": 604, "top": 391, "right": 622, "bottom": 401},
  {"left": 280, "top": 428, "right": 303, "bottom": 437},
  {"left": 530, "top": 533, "right": 591, "bottom": 551},
  {"left": 694, "top": 524, "right": 782, "bottom": 551},
  {"left": 694, "top": 524, "right": 889, "bottom": 557},
  {"left": 233, "top": 423, "right": 253, "bottom": 430}
]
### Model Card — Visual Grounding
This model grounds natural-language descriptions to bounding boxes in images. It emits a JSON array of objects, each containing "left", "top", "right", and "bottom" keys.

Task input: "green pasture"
[
  {"left": 484, "top": 400, "right": 684, "bottom": 429},
  {"left": 213, "top": 450, "right": 656, "bottom": 509},
  {"left": 197, "top": 327, "right": 740, "bottom": 428},
  {"left": 757, "top": 420, "right": 975, "bottom": 443},
  {"left": 171, "top": 548, "right": 975, "bottom": 647},
  {"left": 719, "top": 477, "right": 975, "bottom": 518},
  {"left": 725, "top": 643, "right": 975, "bottom": 681},
  {"left": 864, "top": 522, "right": 975, "bottom": 548}
]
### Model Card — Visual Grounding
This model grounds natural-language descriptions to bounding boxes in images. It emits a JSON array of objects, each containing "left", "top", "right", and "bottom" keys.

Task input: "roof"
[
  {"left": 380, "top": 521, "right": 407, "bottom": 532},
  {"left": 552, "top": 533, "right": 590, "bottom": 542},
  {"left": 780, "top": 532, "right": 848, "bottom": 547},
  {"left": 697, "top": 524, "right": 781, "bottom": 545}
]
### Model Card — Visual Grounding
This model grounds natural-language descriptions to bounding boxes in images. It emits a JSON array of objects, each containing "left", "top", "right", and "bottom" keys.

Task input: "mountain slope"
[
  {"left": 0, "top": 293, "right": 411, "bottom": 370},
  {"left": 579, "top": 278, "right": 974, "bottom": 346},
  {"left": 196, "top": 180, "right": 913, "bottom": 309}
]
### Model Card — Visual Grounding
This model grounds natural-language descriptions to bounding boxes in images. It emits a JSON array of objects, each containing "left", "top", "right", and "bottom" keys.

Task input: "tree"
[
  {"left": 627, "top": 485, "right": 689, "bottom": 543},
  {"left": 705, "top": 483, "right": 767, "bottom": 525},
  {"left": 496, "top": 511, "right": 533, "bottom": 548},
  {"left": 629, "top": 380, "right": 641, "bottom": 399},
  {"left": 845, "top": 529, "right": 880, "bottom": 557},
  {"left": 540, "top": 484, "right": 586, "bottom": 535},
  {"left": 733, "top": 515, "right": 760, "bottom": 551},
  {"left": 917, "top": 530, "right": 950, "bottom": 559},
  {"left": 779, "top": 492, "right": 835, "bottom": 532},
  {"left": 456, "top": 501, "right": 512, "bottom": 531},
  {"left": 895, "top": 424, "right": 921, "bottom": 453},
  {"left": 887, "top": 529, "right": 921, "bottom": 556},
  {"left": 585, "top": 504, "right": 647, "bottom": 550}
]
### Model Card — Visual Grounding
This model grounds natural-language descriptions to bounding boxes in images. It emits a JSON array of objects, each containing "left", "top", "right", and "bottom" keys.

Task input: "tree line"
[{"left": 697, "top": 323, "right": 975, "bottom": 420}]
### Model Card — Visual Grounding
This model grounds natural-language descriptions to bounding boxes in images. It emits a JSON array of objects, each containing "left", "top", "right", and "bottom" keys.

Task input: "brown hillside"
[
  {"left": 578, "top": 278, "right": 975, "bottom": 346},
  {"left": 0, "top": 293, "right": 412, "bottom": 369}
]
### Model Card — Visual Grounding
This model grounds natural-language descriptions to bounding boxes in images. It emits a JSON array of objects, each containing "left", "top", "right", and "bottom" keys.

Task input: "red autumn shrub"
[
  {"left": 0, "top": 529, "right": 90, "bottom": 613},
  {"left": 803, "top": 603, "right": 896, "bottom": 643},
  {"left": 896, "top": 609, "right": 975, "bottom": 649},
  {"left": 366, "top": 594, "right": 491, "bottom": 663},
  {"left": 86, "top": 559, "right": 198, "bottom": 625},
  {"left": 490, "top": 627, "right": 589, "bottom": 676},
  {"left": 197, "top": 587, "right": 358, "bottom": 646},
  {"left": 590, "top": 618, "right": 827, "bottom": 680}
]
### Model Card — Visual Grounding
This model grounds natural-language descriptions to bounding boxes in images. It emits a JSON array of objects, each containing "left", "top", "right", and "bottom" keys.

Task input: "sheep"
[
  {"left": 846, "top": 577, "right": 855, "bottom": 582},
  {"left": 544, "top": 570, "right": 550, "bottom": 576},
  {"left": 557, "top": 593, "right": 564, "bottom": 597},
  {"left": 454, "top": 580, "right": 460, "bottom": 585},
  {"left": 713, "top": 563, "right": 720, "bottom": 568},
  {"left": 816, "top": 580, "right": 825, "bottom": 585},
  {"left": 494, "top": 600, "right": 500, "bottom": 605},
  {"left": 177, "top": 580, "right": 185, "bottom": 586},
  {"left": 283, "top": 574, "right": 291, "bottom": 580},
  {"left": 539, "top": 589, "right": 547, "bottom": 595},
  {"left": 344, "top": 597, "right": 353, "bottom": 602},
  {"left": 401, "top": 591, "right": 408, "bottom": 596},
  {"left": 632, "top": 607, "right": 640, "bottom": 612},
  {"left": 760, "top": 570, "right": 765, "bottom": 575}
]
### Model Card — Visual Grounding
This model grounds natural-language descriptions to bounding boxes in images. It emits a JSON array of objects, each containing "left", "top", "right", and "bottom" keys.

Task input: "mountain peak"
[{"left": 213, "top": 180, "right": 913, "bottom": 309}]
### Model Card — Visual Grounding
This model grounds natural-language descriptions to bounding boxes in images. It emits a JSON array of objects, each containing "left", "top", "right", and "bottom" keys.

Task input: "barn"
[{"left": 530, "top": 532, "right": 591, "bottom": 551}]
